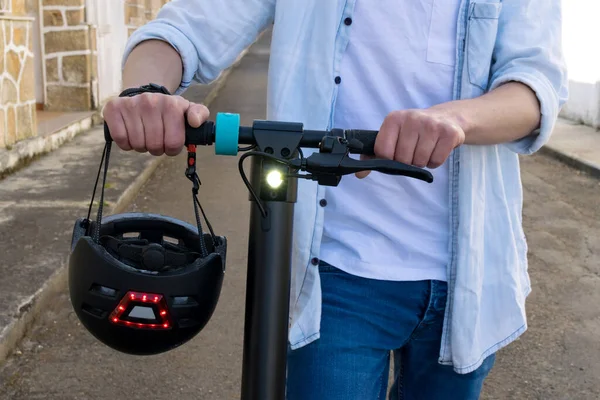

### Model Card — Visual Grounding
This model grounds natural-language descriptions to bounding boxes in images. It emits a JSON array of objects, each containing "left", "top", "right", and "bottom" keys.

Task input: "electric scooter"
[{"left": 170, "top": 113, "right": 434, "bottom": 400}]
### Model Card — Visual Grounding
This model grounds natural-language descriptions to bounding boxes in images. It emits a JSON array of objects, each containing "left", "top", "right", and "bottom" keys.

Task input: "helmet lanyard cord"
[
  {"left": 86, "top": 142, "right": 217, "bottom": 256},
  {"left": 186, "top": 145, "right": 217, "bottom": 257},
  {"left": 86, "top": 140, "right": 112, "bottom": 244},
  {"left": 86, "top": 143, "right": 107, "bottom": 226}
]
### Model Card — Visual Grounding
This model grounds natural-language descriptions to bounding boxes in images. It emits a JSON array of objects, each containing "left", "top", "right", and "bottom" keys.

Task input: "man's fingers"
[
  {"left": 412, "top": 131, "right": 438, "bottom": 168},
  {"left": 394, "top": 117, "right": 419, "bottom": 165},
  {"left": 140, "top": 96, "right": 165, "bottom": 156},
  {"left": 103, "top": 100, "right": 131, "bottom": 151},
  {"left": 374, "top": 113, "right": 401, "bottom": 160},
  {"left": 428, "top": 129, "right": 456, "bottom": 169},
  {"left": 186, "top": 102, "right": 210, "bottom": 128},
  {"left": 121, "top": 99, "right": 146, "bottom": 152},
  {"left": 356, "top": 154, "right": 373, "bottom": 179},
  {"left": 104, "top": 94, "right": 211, "bottom": 157},
  {"left": 163, "top": 97, "right": 187, "bottom": 156}
]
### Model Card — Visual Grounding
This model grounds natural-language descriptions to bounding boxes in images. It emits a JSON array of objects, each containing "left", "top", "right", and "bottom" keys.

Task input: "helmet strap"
[
  {"left": 186, "top": 144, "right": 217, "bottom": 257},
  {"left": 85, "top": 140, "right": 218, "bottom": 255},
  {"left": 85, "top": 140, "right": 112, "bottom": 243}
]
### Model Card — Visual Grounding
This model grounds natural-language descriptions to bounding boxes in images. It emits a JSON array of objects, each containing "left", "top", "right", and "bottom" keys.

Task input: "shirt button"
[
  {"left": 319, "top": 199, "right": 327, "bottom": 207},
  {"left": 344, "top": 17, "right": 353, "bottom": 26},
  {"left": 311, "top": 257, "right": 319, "bottom": 266},
  {"left": 334, "top": 76, "right": 341, "bottom": 84}
]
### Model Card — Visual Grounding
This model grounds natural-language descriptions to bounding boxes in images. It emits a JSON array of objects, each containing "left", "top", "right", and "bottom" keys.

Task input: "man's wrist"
[
  {"left": 119, "top": 83, "right": 171, "bottom": 98},
  {"left": 429, "top": 100, "right": 474, "bottom": 137}
]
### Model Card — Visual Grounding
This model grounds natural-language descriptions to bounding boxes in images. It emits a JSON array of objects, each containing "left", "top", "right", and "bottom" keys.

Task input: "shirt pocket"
[
  {"left": 427, "top": 0, "right": 461, "bottom": 67},
  {"left": 466, "top": 2, "right": 503, "bottom": 90}
]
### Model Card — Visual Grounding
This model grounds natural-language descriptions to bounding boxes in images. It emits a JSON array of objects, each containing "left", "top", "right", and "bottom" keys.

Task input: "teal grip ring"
[{"left": 215, "top": 112, "right": 240, "bottom": 156}]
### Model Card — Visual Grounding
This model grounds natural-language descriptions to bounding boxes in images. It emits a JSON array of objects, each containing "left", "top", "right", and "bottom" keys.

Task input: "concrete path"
[
  {"left": 0, "top": 113, "right": 162, "bottom": 364},
  {"left": 544, "top": 118, "right": 600, "bottom": 179},
  {"left": 1, "top": 30, "right": 599, "bottom": 399}
]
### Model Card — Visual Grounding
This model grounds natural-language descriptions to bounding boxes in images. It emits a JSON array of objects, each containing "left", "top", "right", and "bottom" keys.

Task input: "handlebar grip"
[
  {"left": 102, "top": 120, "right": 215, "bottom": 146},
  {"left": 185, "top": 120, "right": 215, "bottom": 146},
  {"left": 344, "top": 129, "right": 378, "bottom": 155}
]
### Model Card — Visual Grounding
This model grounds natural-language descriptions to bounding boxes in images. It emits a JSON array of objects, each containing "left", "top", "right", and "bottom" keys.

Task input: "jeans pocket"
[{"left": 466, "top": 2, "right": 503, "bottom": 90}]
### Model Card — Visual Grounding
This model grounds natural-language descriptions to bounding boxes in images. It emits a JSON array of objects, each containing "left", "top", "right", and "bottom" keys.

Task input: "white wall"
[
  {"left": 86, "top": 0, "right": 128, "bottom": 103},
  {"left": 560, "top": 1, "right": 600, "bottom": 128},
  {"left": 28, "top": 2, "right": 44, "bottom": 104}
]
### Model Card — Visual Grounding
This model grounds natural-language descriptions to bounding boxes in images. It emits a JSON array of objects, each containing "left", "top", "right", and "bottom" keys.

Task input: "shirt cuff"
[{"left": 488, "top": 69, "right": 560, "bottom": 155}]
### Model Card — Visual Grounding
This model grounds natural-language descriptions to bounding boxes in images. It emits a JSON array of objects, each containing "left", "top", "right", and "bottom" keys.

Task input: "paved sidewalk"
[
  {"left": 0, "top": 111, "right": 98, "bottom": 178},
  {"left": 544, "top": 118, "right": 600, "bottom": 179},
  {"left": 0, "top": 122, "right": 161, "bottom": 363}
]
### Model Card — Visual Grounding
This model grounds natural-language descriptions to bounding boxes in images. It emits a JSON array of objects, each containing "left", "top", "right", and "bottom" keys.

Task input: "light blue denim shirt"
[{"left": 123, "top": 0, "right": 568, "bottom": 374}]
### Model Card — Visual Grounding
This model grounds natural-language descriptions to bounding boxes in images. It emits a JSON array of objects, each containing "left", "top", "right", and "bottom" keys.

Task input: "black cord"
[
  {"left": 187, "top": 169, "right": 219, "bottom": 256},
  {"left": 86, "top": 144, "right": 107, "bottom": 223},
  {"left": 241, "top": 151, "right": 295, "bottom": 168},
  {"left": 238, "top": 144, "right": 256, "bottom": 152},
  {"left": 194, "top": 194, "right": 217, "bottom": 242},
  {"left": 94, "top": 142, "right": 112, "bottom": 243},
  {"left": 237, "top": 151, "right": 299, "bottom": 218},
  {"left": 238, "top": 152, "right": 268, "bottom": 218},
  {"left": 192, "top": 190, "right": 209, "bottom": 257}
]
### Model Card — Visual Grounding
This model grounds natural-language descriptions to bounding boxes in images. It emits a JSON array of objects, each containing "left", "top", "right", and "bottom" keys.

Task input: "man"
[{"left": 104, "top": 0, "right": 568, "bottom": 398}]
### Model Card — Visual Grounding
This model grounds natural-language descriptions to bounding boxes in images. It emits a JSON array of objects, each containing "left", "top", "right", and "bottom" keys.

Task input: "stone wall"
[
  {"left": 125, "top": 0, "right": 169, "bottom": 37},
  {"left": 7, "top": 0, "right": 39, "bottom": 15},
  {"left": 41, "top": 0, "right": 94, "bottom": 111},
  {"left": 0, "top": 15, "right": 36, "bottom": 149},
  {"left": 1, "top": 0, "right": 171, "bottom": 149},
  {"left": 37, "top": 0, "right": 168, "bottom": 112}
]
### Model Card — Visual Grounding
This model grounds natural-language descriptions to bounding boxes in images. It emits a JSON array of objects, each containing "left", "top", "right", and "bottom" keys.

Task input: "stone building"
[{"left": 1, "top": 0, "right": 169, "bottom": 150}]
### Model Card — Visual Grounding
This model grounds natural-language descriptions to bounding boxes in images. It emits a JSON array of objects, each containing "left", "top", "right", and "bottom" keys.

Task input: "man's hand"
[
  {"left": 357, "top": 109, "right": 465, "bottom": 179},
  {"left": 103, "top": 93, "right": 210, "bottom": 156}
]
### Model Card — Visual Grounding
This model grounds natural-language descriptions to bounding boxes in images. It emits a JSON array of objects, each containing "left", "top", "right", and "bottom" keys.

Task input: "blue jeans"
[{"left": 286, "top": 262, "right": 495, "bottom": 400}]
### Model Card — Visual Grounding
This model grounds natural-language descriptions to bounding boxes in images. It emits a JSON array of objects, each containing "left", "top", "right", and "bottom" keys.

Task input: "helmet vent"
[
  {"left": 82, "top": 303, "right": 107, "bottom": 319},
  {"left": 163, "top": 236, "right": 180, "bottom": 244},
  {"left": 172, "top": 296, "right": 199, "bottom": 307},
  {"left": 178, "top": 318, "right": 200, "bottom": 328},
  {"left": 90, "top": 284, "right": 118, "bottom": 298},
  {"left": 122, "top": 232, "right": 140, "bottom": 238}
]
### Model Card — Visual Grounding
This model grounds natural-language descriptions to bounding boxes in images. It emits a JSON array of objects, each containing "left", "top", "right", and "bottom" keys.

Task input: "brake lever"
[
  {"left": 292, "top": 152, "right": 433, "bottom": 184},
  {"left": 339, "top": 157, "right": 433, "bottom": 183}
]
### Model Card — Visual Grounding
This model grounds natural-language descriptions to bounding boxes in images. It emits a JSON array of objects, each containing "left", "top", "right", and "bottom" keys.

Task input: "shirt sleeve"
[
  {"left": 121, "top": 0, "right": 276, "bottom": 94},
  {"left": 488, "top": 0, "right": 569, "bottom": 155}
]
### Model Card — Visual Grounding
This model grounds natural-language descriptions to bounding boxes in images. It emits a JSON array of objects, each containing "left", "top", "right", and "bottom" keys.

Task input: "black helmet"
[{"left": 68, "top": 137, "right": 226, "bottom": 355}]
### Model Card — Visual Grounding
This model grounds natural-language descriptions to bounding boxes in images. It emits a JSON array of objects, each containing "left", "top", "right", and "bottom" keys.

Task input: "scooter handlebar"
[
  {"left": 104, "top": 113, "right": 379, "bottom": 156},
  {"left": 344, "top": 129, "right": 378, "bottom": 155},
  {"left": 103, "top": 113, "right": 433, "bottom": 183}
]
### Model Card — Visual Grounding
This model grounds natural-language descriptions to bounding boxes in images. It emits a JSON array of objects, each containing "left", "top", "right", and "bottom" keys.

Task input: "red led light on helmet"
[{"left": 109, "top": 291, "right": 172, "bottom": 330}]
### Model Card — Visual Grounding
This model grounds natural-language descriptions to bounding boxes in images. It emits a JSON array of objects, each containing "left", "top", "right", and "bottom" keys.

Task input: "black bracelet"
[{"left": 119, "top": 83, "right": 171, "bottom": 98}]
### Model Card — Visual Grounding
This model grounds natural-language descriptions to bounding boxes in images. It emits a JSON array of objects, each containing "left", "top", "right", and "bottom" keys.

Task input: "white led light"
[{"left": 266, "top": 170, "right": 284, "bottom": 189}]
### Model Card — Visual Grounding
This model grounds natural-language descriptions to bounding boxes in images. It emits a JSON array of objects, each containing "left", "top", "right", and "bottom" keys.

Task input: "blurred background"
[{"left": 0, "top": 1, "right": 598, "bottom": 399}]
